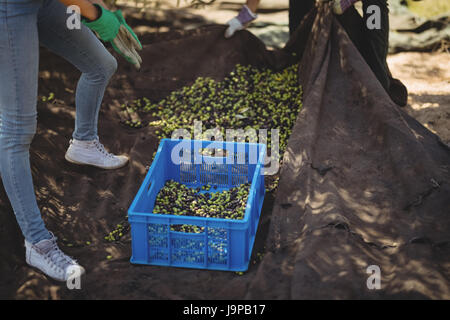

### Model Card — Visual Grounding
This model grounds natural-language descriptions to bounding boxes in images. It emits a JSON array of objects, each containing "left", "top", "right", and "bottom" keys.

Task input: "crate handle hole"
[
  {"left": 170, "top": 224, "right": 205, "bottom": 234},
  {"left": 199, "top": 148, "right": 228, "bottom": 157}
]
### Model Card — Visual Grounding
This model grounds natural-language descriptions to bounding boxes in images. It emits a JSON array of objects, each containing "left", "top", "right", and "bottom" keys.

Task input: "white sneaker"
[
  {"left": 65, "top": 137, "right": 129, "bottom": 169},
  {"left": 25, "top": 233, "right": 85, "bottom": 282}
]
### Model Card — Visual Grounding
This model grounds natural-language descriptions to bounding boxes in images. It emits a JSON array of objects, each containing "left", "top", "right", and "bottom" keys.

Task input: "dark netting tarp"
[
  {"left": 0, "top": 3, "right": 449, "bottom": 299},
  {"left": 247, "top": 4, "right": 450, "bottom": 300}
]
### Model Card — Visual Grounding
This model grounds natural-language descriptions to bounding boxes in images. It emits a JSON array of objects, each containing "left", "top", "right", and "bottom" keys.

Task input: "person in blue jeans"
[{"left": 0, "top": 0, "right": 141, "bottom": 281}]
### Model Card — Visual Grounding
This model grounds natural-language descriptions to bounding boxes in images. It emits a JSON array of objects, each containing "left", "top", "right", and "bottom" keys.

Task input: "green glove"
[
  {"left": 113, "top": 10, "right": 142, "bottom": 50},
  {"left": 82, "top": 4, "right": 120, "bottom": 42},
  {"left": 110, "top": 10, "right": 143, "bottom": 69}
]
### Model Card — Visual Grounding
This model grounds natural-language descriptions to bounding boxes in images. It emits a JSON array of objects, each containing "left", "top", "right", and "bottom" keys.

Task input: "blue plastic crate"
[{"left": 128, "top": 138, "right": 266, "bottom": 271}]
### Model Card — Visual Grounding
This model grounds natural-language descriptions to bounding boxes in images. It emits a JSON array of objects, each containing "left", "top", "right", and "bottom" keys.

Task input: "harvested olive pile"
[
  {"left": 113, "top": 64, "right": 302, "bottom": 239},
  {"left": 122, "top": 64, "right": 302, "bottom": 155},
  {"left": 104, "top": 222, "right": 130, "bottom": 242},
  {"left": 153, "top": 180, "right": 250, "bottom": 232}
]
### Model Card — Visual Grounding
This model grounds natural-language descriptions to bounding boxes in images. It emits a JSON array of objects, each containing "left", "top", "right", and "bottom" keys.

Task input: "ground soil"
[{"left": 387, "top": 52, "right": 450, "bottom": 145}]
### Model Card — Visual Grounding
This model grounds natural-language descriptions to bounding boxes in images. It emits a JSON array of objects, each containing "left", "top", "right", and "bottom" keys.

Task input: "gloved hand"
[
  {"left": 82, "top": 4, "right": 120, "bottom": 42},
  {"left": 111, "top": 10, "right": 143, "bottom": 69},
  {"left": 83, "top": 5, "right": 143, "bottom": 69},
  {"left": 224, "top": 5, "right": 257, "bottom": 39}
]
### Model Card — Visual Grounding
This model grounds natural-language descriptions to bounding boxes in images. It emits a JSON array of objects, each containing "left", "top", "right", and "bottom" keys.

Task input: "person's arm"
[
  {"left": 224, "top": 0, "right": 260, "bottom": 38},
  {"left": 58, "top": 0, "right": 100, "bottom": 21},
  {"left": 246, "top": 0, "right": 261, "bottom": 13},
  {"left": 88, "top": 0, "right": 111, "bottom": 10},
  {"left": 58, "top": 0, "right": 143, "bottom": 68}
]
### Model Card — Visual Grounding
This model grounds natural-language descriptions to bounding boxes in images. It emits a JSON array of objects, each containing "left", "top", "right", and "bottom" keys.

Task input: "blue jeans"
[{"left": 0, "top": 0, "right": 117, "bottom": 244}]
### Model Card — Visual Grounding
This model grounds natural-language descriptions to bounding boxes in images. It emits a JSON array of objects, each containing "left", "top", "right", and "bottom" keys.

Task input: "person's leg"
[
  {"left": 37, "top": 0, "right": 117, "bottom": 141},
  {"left": 289, "top": 0, "right": 315, "bottom": 35},
  {"left": 362, "top": 0, "right": 390, "bottom": 90},
  {"left": 329, "top": 0, "right": 391, "bottom": 92},
  {"left": 0, "top": 1, "right": 51, "bottom": 244}
]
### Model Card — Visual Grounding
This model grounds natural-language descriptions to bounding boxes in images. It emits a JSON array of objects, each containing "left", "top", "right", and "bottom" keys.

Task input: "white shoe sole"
[
  {"left": 65, "top": 153, "right": 128, "bottom": 170},
  {"left": 27, "top": 262, "right": 86, "bottom": 282}
]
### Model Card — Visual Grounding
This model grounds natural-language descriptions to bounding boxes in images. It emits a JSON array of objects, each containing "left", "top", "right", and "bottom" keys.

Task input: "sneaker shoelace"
[
  {"left": 42, "top": 237, "right": 76, "bottom": 273},
  {"left": 92, "top": 139, "right": 115, "bottom": 159}
]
